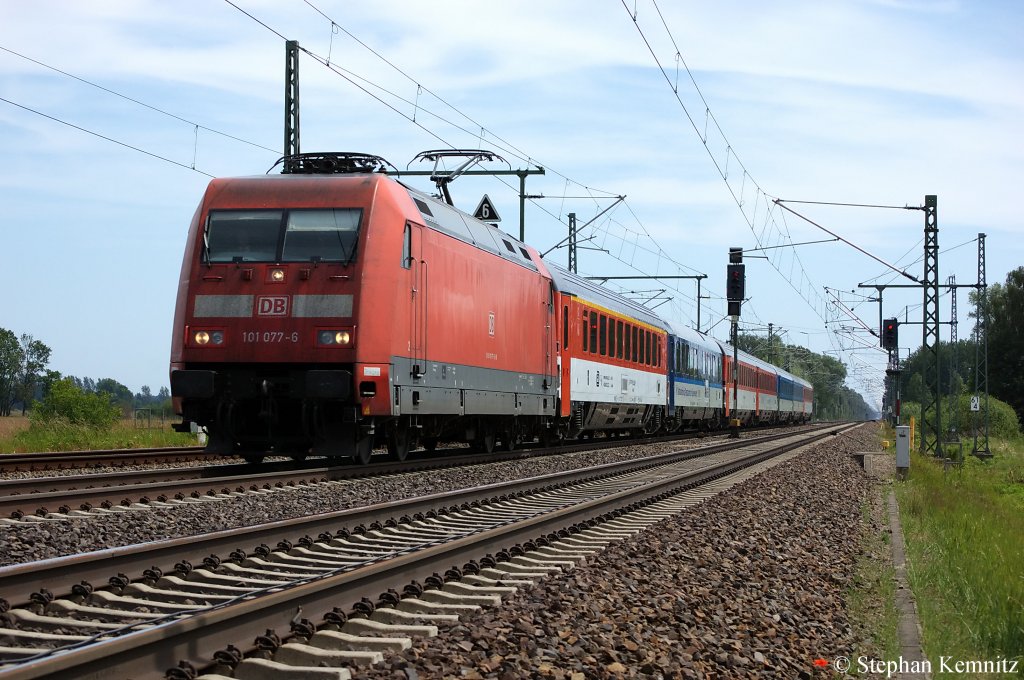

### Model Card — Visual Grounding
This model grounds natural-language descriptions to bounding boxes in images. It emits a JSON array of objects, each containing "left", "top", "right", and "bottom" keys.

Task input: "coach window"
[
  {"left": 657, "top": 337, "right": 661, "bottom": 367},
  {"left": 607, "top": 318, "right": 615, "bottom": 358},
  {"left": 589, "top": 311, "right": 598, "bottom": 353},
  {"left": 563, "top": 306, "right": 569, "bottom": 349},
  {"left": 585, "top": 313, "right": 593, "bottom": 356},
  {"left": 599, "top": 315, "right": 608, "bottom": 356},
  {"left": 625, "top": 324, "right": 631, "bottom": 362}
]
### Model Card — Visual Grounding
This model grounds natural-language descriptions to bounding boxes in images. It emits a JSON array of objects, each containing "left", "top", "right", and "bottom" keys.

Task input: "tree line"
[
  {"left": 896, "top": 266, "right": 1023, "bottom": 433},
  {"left": 0, "top": 328, "right": 171, "bottom": 419}
]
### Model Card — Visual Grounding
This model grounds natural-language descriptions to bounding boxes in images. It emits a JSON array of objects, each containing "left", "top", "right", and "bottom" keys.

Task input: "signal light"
[
  {"left": 882, "top": 318, "right": 898, "bottom": 349},
  {"left": 726, "top": 264, "right": 745, "bottom": 302}
]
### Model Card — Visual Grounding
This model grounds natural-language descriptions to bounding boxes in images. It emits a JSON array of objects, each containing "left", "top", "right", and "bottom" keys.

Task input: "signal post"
[
  {"left": 727, "top": 248, "right": 745, "bottom": 438},
  {"left": 882, "top": 318, "right": 901, "bottom": 426}
]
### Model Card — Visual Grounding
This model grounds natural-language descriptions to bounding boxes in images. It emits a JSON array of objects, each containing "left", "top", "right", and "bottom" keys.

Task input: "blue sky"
[{"left": 1, "top": 1, "right": 1021, "bottom": 408}]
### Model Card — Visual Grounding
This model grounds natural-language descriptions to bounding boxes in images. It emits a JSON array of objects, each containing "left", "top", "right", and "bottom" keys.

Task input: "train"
[{"left": 169, "top": 152, "right": 812, "bottom": 463}]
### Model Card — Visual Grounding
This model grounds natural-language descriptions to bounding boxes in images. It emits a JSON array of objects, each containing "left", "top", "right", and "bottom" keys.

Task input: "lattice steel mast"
[
  {"left": 973, "top": 233, "right": 991, "bottom": 457},
  {"left": 947, "top": 274, "right": 958, "bottom": 440},
  {"left": 921, "top": 195, "right": 942, "bottom": 457}
]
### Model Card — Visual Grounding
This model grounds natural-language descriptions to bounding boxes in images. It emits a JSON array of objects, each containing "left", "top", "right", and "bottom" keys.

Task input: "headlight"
[
  {"left": 270, "top": 268, "right": 285, "bottom": 282},
  {"left": 192, "top": 330, "right": 224, "bottom": 346},
  {"left": 318, "top": 329, "right": 352, "bottom": 346}
]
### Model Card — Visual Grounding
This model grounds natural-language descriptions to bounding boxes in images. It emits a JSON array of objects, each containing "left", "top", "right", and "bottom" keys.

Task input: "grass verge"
[
  {"left": 0, "top": 418, "right": 198, "bottom": 453},
  {"left": 895, "top": 437, "right": 1024, "bottom": 676},
  {"left": 847, "top": 479, "right": 901, "bottom": 670}
]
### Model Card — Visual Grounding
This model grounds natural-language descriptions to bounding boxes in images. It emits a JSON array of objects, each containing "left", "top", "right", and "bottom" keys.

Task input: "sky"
[{"left": 1, "top": 0, "right": 1021, "bottom": 409}]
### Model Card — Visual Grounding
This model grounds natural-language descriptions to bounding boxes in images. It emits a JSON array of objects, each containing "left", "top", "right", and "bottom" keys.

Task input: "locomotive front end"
[{"left": 170, "top": 170, "right": 393, "bottom": 462}]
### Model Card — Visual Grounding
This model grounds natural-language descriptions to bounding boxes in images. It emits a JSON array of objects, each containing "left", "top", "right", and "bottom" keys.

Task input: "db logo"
[{"left": 256, "top": 296, "right": 289, "bottom": 316}]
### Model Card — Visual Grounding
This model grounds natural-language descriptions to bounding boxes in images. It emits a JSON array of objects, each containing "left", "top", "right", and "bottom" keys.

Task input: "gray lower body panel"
[{"left": 392, "top": 355, "right": 554, "bottom": 417}]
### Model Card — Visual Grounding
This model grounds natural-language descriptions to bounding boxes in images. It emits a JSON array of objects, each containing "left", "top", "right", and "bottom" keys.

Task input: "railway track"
[
  {"left": 0, "top": 423, "right": 847, "bottom": 679},
  {"left": 0, "top": 426, "right": 796, "bottom": 520},
  {"left": 0, "top": 447, "right": 205, "bottom": 473}
]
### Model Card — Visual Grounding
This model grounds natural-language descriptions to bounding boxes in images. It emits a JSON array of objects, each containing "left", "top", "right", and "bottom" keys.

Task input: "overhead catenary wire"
[
  {"left": 621, "top": 0, "right": 856, "bottom": 390},
  {"left": 0, "top": 96, "right": 215, "bottom": 178},
  {"left": 0, "top": 45, "right": 280, "bottom": 156},
  {"left": 619, "top": 0, "right": 838, "bottom": 332}
]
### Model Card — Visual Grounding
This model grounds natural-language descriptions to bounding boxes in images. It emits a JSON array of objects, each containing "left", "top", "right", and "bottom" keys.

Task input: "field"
[
  {"left": 0, "top": 416, "right": 197, "bottom": 453},
  {"left": 0, "top": 415, "right": 30, "bottom": 440}
]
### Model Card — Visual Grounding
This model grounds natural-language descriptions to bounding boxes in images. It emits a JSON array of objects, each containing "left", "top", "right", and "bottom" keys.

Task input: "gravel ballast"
[
  {"left": 0, "top": 435, "right": 741, "bottom": 567},
  {"left": 0, "top": 425, "right": 882, "bottom": 678},
  {"left": 349, "top": 424, "right": 878, "bottom": 679}
]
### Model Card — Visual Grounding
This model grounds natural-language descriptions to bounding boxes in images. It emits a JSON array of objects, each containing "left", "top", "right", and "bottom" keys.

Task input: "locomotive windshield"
[{"left": 205, "top": 208, "right": 361, "bottom": 264}]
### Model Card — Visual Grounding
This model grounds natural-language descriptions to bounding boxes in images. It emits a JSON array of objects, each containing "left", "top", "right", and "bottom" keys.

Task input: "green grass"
[
  {"left": 0, "top": 418, "right": 199, "bottom": 453},
  {"left": 895, "top": 437, "right": 1024, "bottom": 676}
]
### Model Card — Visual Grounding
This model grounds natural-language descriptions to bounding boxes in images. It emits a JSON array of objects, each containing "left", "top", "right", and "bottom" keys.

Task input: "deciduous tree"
[
  {"left": 981, "top": 267, "right": 1024, "bottom": 423},
  {"left": 0, "top": 328, "right": 20, "bottom": 416},
  {"left": 15, "top": 334, "right": 51, "bottom": 415}
]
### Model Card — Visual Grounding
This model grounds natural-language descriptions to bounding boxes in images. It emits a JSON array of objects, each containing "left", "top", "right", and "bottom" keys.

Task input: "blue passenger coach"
[{"left": 666, "top": 322, "right": 725, "bottom": 431}]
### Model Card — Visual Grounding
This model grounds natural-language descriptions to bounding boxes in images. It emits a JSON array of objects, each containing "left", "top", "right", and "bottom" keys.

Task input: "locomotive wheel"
[
  {"left": 241, "top": 452, "right": 264, "bottom": 464},
  {"left": 477, "top": 430, "right": 496, "bottom": 454},
  {"left": 352, "top": 436, "right": 373, "bottom": 465},
  {"left": 500, "top": 420, "right": 518, "bottom": 451},
  {"left": 422, "top": 437, "right": 438, "bottom": 453},
  {"left": 387, "top": 421, "right": 411, "bottom": 462}
]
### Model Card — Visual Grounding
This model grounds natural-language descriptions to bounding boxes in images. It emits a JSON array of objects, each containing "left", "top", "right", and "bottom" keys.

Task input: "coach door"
[
  {"left": 544, "top": 285, "right": 555, "bottom": 399},
  {"left": 407, "top": 222, "right": 427, "bottom": 379}
]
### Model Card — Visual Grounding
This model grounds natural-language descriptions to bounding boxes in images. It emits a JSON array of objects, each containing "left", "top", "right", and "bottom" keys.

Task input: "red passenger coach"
[{"left": 170, "top": 153, "right": 557, "bottom": 462}]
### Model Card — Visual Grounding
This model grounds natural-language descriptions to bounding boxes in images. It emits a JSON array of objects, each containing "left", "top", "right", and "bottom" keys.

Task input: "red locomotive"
[{"left": 172, "top": 153, "right": 558, "bottom": 462}]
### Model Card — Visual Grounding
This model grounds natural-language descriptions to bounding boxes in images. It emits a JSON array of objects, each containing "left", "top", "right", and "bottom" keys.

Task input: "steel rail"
[
  {"left": 0, "top": 447, "right": 205, "bottom": 472},
  {"left": 0, "top": 425, "right": 845, "bottom": 679},
  {"left": 0, "top": 425, "right": 793, "bottom": 519}
]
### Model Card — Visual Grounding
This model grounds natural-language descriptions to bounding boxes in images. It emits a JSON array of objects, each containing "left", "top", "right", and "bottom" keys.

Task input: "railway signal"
[
  {"left": 726, "top": 247, "right": 745, "bottom": 317},
  {"left": 882, "top": 318, "right": 898, "bottom": 349}
]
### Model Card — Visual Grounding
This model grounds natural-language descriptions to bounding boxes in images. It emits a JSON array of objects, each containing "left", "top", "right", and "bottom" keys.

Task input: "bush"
[
  {"left": 31, "top": 378, "right": 119, "bottom": 429},
  {"left": 900, "top": 394, "right": 1020, "bottom": 446}
]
